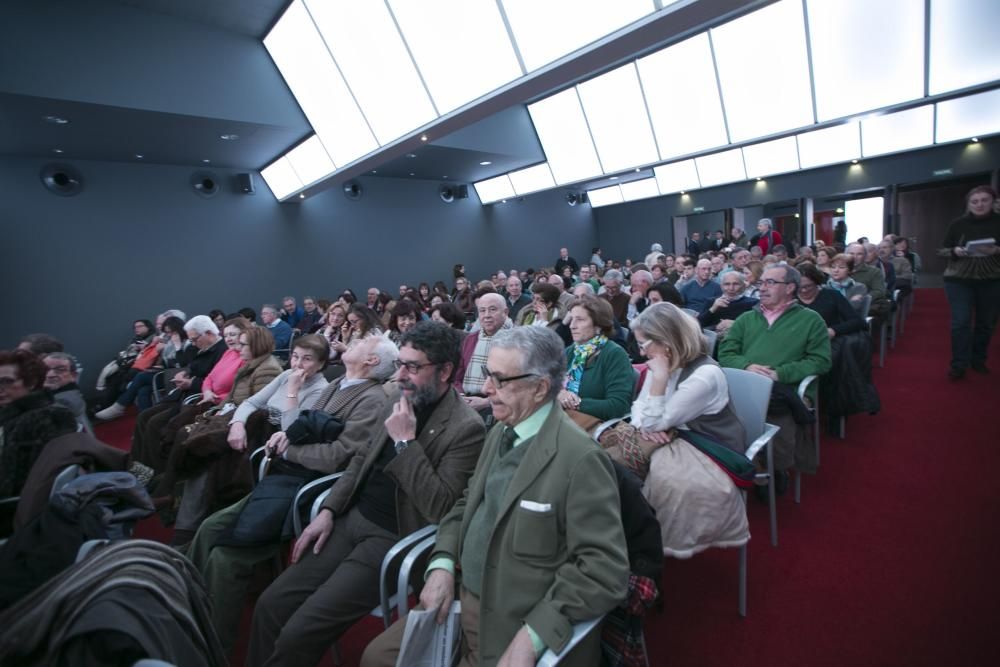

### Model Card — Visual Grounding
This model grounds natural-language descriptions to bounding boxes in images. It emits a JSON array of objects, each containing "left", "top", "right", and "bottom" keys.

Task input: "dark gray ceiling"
[{"left": 112, "top": 0, "right": 289, "bottom": 38}]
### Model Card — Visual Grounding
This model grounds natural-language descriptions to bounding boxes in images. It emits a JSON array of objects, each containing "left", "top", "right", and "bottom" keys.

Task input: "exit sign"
[
  {"left": 933, "top": 168, "right": 954, "bottom": 176},
  {"left": 693, "top": 206, "right": 705, "bottom": 213}
]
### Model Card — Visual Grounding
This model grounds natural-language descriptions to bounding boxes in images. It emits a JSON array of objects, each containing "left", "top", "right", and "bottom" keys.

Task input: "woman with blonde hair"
[{"left": 601, "top": 302, "right": 750, "bottom": 557}]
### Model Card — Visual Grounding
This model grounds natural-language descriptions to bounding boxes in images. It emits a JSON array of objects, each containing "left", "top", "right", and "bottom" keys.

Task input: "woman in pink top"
[{"left": 199, "top": 318, "right": 250, "bottom": 404}]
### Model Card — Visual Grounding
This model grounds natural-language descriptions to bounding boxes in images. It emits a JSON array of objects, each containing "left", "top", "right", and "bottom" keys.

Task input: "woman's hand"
[
  {"left": 640, "top": 428, "right": 673, "bottom": 445},
  {"left": 200, "top": 388, "right": 217, "bottom": 404},
  {"left": 558, "top": 389, "right": 581, "bottom": 410},
  {"left": 286, "top": 368, "right": 308, "bottom": 396},
  {"left": 227, "top": 421, "right": 247, "bottom": 452},
  {"left": 645, "top": 355, "right": 671, "bottom": 378},
  {"left": 827, "top": 327, "right": 836, "bottom": 339},
  {"left": 954, "top": 246, "right": 969, "bottom": 257}
]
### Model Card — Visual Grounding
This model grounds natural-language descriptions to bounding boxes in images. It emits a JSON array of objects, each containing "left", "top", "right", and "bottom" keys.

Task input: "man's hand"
[
  {"left": 629, "top": 290, "right": 643, "bottom": 305},
  {"left": 172, "top": 371, "right": 192, "bottom": 390},
  {"left": 827, "top": 327, "right": 836, "bottom": 339},
  {"left": 710, "top": 295, "right": 730, "bottom": 313},
  {"left": 227, "top": 421, "right": 247, "bottom": 452},
  {"left": 953, "top": 246, "right": 969, "bottom": 257},
  {"left": 464, "top": 395, "right": 490, "bottom": 411},
  {"left": 385, "top": 395, "right": 417, "bottom": 442},
  {"left": 420, "top": 569, "right": 456, "bottom": 624},
  {"left": 266, "top": 431, "right": 290, "bottom": 456},
  {"left": 290, "top": 509, "right": 334, "bottom": 564},
  {"left": 498, "top": 627, "right": 538, "bottom": 667},
  {"left": 746, "top": 364, "right": 778, "bottom": 381}
]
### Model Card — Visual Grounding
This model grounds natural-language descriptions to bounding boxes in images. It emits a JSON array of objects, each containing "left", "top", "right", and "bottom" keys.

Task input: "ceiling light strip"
[
  {"left": 705, "top": 29, "right": 732, "bottom": 146},
  {"left": 800, "top": 0, "right": 819, "bottom": 125},
  {"left": 381, "top": 0, "right": 441, "bottom": 117},
  {"left": 493, "top": 0, "right": 528, "bottom": 76},
  {"left": 633, "top": 60, "right": 664, "bottom": 162},
  {"left": 574, "top": 86, "right": 606, "bottom": 175}
]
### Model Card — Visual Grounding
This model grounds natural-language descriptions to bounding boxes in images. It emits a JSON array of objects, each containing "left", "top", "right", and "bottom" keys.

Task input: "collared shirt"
[{"left": 760, "top": 299, "right": 794, "bottom": 326}]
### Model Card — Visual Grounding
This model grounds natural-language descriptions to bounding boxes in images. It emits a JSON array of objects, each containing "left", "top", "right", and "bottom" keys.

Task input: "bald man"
[{"left": 453, "top": 293, "right": 511, "bottom": 414}]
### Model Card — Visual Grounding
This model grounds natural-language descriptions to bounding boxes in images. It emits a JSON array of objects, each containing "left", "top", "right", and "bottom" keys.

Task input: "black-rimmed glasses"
[
  {"left": 393, "top": 359, "right": 437, "bottom": 373},
  {"left": 481, "top": 365, "right": 539, "bottom": 389}
]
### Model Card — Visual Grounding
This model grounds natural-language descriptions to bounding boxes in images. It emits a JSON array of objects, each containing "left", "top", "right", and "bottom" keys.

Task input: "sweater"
[
  {"left": 680, "top": 279, "right": 723, "bottom": 315},
  {"left": 230, "top": 369, "right": 328, "bottom": 431},
  {"left": 201, "top": 349, "right": 243, "bottom": 402},
  {"left": 800, "top": 289, "right": 864, "bottom": 337},
  {"left": 564, "top": 341, "right": 634, "bottom": 421},
  {"left": 718, "top": 303, "right": 831, "bottom": 385},
  {"left": 939, "top": 212, "right": 1000, "bottom": 282}
]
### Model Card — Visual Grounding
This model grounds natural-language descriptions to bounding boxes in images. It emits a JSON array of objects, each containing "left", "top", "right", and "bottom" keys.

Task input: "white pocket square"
[{"left": 519, "top": 500, "right": 552, "bottom": 512}]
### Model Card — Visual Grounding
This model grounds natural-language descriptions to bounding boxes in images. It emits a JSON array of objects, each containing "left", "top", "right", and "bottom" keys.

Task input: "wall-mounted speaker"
[
  {"left": 343, "top": 181, "right": 363, "bottom": 201},
  {"left": 40, "top": 163, "right": 83, "bottom": 196},
  {"left": 566, "top": 192, "right": 588, "bottom": 206},
  {"left": 237, "top": 172, "right": 255, "bottom": 194},
  {"left": 439, "top": 183, "right": 469, "bottom": 203},
  {"left": 191, "top": 171, "right": 219, "bottom": 198}
]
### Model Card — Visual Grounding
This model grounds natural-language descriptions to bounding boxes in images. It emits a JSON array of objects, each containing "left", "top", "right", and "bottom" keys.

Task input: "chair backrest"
[
  {"left": 702, "top": 328, "right": 718, "bottom": 354},
  {"left": 857, "top": 294, "right": 872, "bottom": 319},
  {"left": 681, "top": 308, "right": 699, "bottom": 318},
  {"left": 721, "top": 368, "right": 773, "bottom": 449}
]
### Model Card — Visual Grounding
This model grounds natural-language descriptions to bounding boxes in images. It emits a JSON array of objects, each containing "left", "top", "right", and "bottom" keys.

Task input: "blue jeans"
[
  {"left": 116, "top": 370, "right": 158, "bottom": 411},
  {"left": 944, "top": 280, "right": 1000, "bottom": 370}
]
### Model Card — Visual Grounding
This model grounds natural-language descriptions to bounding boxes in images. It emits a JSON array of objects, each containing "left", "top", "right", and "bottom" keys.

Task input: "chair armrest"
[
  {"left": 745, "top": 423, "right": 779, "bottom": 462},
  {"left": 797, "top": 375, "right": 818, "bottom": 401},
  {"left": 388, "top": 527, "right": 440, "bottom": 624},
  {"left": 182, "top": 393, "right": 203, "bottom": 405},
  {"left": 293, "top": 473, "right": 344, "bottom": 536},
  {"left": 249, "top": 446, "right": 268, "bottom": 482},
  {"left": 537, "top": 615, "right": 606, "bottom": 667}
]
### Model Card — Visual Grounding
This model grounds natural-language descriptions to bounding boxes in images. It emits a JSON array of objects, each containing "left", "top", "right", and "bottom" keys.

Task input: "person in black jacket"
[{"left": 553, "top": 246, "right": 579, "bottom": 276}]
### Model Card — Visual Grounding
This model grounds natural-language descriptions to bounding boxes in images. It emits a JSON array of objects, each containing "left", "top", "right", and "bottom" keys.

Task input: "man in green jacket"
[
  {"left": 719, "top": 265, "right": 831, "bottom": 483},
  {"left": 363, "top": 326, "right": 629, "bottom": 667}
]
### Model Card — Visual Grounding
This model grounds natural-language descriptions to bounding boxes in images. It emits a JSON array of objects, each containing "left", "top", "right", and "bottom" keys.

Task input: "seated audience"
[
  {"left": 626, "top": 269, "right": 654, "bottom": 320},
  {"left": 361, "top": 326, "right": 627, "bottom": 667},
  {"left": 280, "top": 297, "right": 304, "bottom": 330},
  {"left": 647, "top": 282, "right": 684, "bottom": 306},
  {"left": 317, "top": 303, "right": 349, "bottom": 362},
  {"left": 40, "top": 352, "right": 86, "bottom": 422},
  {"left": 504, "top": 275, "right": 531, "bottom": 320},
  {"left": 95, "top": 318, "right": 155, "bottom": 395},
  {"left": 261, "top": 304, "right": 294, "bottom": 351},
  {"left": 680, "top": 259, "right": 723, "bottom": 314},
  {"left": 454, "top": 293, "right": 511, "bottom": 416},
  {"left": 879, "top": 239, "right": 913, "bottom": 295},
  {"left": 16, "top": 334, "right": 64, "bottom": 355},
  {"left": 816, "top": 246, "right": 837, "bottom": 275},
  {"left": 515, "top": 280, "right": 566, "bottom": 330},
  {"left": 600, "top": 269, "right": 630, "bottom": 323},
  {"left": 430, "top": 302, "right": 467, "bottom": 331},
  {"left": 846, "top": 243, "right": 889, "bottom": 318},
  {"left": 210, "top": 309, "right": 227, "bottom": 330},
  {"left": 0, "top": 349, "right": 77, "bottom": 498},
  {"left": 386, "top": 300, "right": 420, "bottom": 346},
  {"left": 827, "top": 253, "right": 869, "bottom": 309},
  {"left": 698, "top": 270, "right": 759, "bottom": 334},
  {"left": 451, "top": 276, "right": 476, "bottom": 319},
  {"left": 344, "top": 303, "right": 384, "bottom": 345},
  {"left": 244, "top": 322, "right": 484, "bottom": 666},
  {"left": 673, "top": 258, "right": 697, "bottom": 290},
  {"left": 296, "top": 296, "right": 324, "bottom": 334},
  {"left": 796, "top": 264, "right": 865, "bottom": 339}
]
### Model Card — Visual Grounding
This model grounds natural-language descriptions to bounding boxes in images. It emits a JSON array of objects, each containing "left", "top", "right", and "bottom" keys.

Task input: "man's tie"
[{"left": 499, "top": 426, "right": 517, "bottom": 457}]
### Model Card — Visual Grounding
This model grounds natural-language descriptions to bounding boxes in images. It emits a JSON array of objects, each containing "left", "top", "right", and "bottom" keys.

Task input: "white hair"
[
  {"left": 368, "top": 335, "right": 400, "bottom": 382},
  {"left": 184, "top": 315, "right": 219, "bottom": 336},
  {"left": 161, "top": 309, "right": 186, "bottom": 321},
  {"left": 758, "top": 218, "right": 773, "bottom": 229},
  {"left": 650, "top": 243, "right": 663, "bottom": 252}
]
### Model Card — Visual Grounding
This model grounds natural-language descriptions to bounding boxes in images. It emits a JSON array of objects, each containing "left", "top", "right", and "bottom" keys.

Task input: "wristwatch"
[{"left": 394, "top": 439, "right": 410, "bottom": 455}]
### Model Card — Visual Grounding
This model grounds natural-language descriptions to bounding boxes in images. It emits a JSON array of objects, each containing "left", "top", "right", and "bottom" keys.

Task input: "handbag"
[
  {"left": 284, "top": 409, "right": 345, "bottom": 446},
  {"left": 597, "top": 421, "right": 670, "bottom": 480},
  {"left": 563, "top": 408, "right": 603, "bottom": 435}
]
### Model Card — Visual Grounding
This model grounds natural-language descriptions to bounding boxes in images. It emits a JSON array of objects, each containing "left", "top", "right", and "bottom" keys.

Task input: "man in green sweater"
[{"left": 719, "top": 265, "right": 831, "bottom": 487}]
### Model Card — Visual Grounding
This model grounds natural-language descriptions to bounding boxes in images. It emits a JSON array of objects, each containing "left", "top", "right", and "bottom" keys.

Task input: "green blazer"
[{"left": 432, "top": 403, "right": 629, "bottom": 666}]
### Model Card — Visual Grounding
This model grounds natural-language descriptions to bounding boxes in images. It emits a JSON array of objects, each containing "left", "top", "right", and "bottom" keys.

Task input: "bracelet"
[{"left": 286, "top": 394, "right": 297, "bottom": 399}]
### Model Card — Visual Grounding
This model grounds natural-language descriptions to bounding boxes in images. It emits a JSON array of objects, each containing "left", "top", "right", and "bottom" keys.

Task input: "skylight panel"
[
  {"left": 929, "top": 0, "right": 1000, "bottom": 95},
  {"left": 861, "top": 106, "right": 934, "bottom": 157},
  {"left": 528, "top": 88, "right": 603, "bottom": 185},
  {"left": 587, "top": 184, "right": 624, "bottom": 208},
  {"left": 508, "top": 163, "right": 556, "bottom": 196},
  {"left": 935, "top": 88, "right": 1000, "bottom": 143},
  {"left": 264, "top": 0, "right": 377, "bottom": 167},
  {"left": 741, "top": 136, "right": 800, "bottom": 179},
  {"left": 637, "top": 33, "right": 729, "bottom": 159},
  {"left": 305, "top": 0, "right": 436, "bottom": 145},
  {"left": 261, "top": 157, "right": 303, "bottom": 200},
  {"left": 620, "top": 178, "right": 660, "bottom": 202},
  {"left": 473, "top": 174, "right": 516, "bottom": 204},
  {"left": 654, "top": 160, "right": 700, "bottom": 194},
  {"left": 388, "top": 0, "right": 522, "bottom": 114},
  {"left": 576, "top": 63, "right": 659, "bottom": 173},
  {"left": 500, "top": 0, "right": 654, "bottom": 72},
  {"left": 797, "top": 122, "right": 861, "bottom": 169},
  {"left": 807, "top": 0, "right": 925, "bottom": 121},
  {"left": 284, "top": 135, "right": 335, "bottom": 187},
  {"left": 694, "top": 148, "right": 747, "bottom": 187},
  {"left": 710, "top": 0, "right": 813, "bottom": 142}
]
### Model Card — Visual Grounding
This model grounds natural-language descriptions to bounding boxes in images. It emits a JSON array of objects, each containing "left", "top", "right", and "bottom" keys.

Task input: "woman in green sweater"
[{"left": 558, "top": 295, "right": 634, "bottom": 430}]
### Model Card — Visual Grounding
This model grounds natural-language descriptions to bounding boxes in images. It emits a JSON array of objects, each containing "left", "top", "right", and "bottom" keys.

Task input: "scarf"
[
  {"left": 827, "top": 277, "right": 856, "bottom": 296},
  {"left": 566, "top": 335, "right": 608, "bottom": 394}
]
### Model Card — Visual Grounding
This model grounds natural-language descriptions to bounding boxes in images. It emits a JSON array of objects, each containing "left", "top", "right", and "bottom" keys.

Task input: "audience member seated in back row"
[
  {"left": 261, "top": 304, "right": 294, "bottom": 351},
  {"left": 503, "top": 274, "right": 532, "bottom": 321},
  {"left": 599, "top": 268, "right": 630, "bottom": 324},
  {"left": 40, "top": 352, "right": 86, "bottom": 423},
  {"left": 697, "top": 270, "right": 759, "bottom": 337},
  {"left": 94, "top": 318, "right": 155, "bottom": 398},
  {"left": 454, "top": 293, "right": 512, "bottom": 418},
  {"left": 16, "top": 333, "right": 64, "bottom": 356},
  {"left": 280, "top": 296, "right": 304, "bottom": 330},
  {"left": 680, "top": 259, "right": 724, "bottom": 314},
  {"left": 362, "top": 326, "right": 629, "bottom": 667},
  {"left": 826, "top": 253, "right": 868, "bottom": 310},
  {"left": 846, "top": 243, "right": 889, "bottom": 319},
  {"left": 386, "top": 299, "right": 421, "bottom": 347},
  {"left": 244, "top": 322, "right": 485, "bottom": 667},
  {"left": 295, "top": 296, "right": 324, "bottom": 334},
  {"left": 514, "top": 280, "right": 566, "bottom": 332},
  {"left": 0, "top": 349, "right": 78, "bottom": 499},
  {"left": 185, "top": 334, "right": 397, "bottom": 653},
  {"left": 718, "top": 264, "right": 831, "bottom": 498}
]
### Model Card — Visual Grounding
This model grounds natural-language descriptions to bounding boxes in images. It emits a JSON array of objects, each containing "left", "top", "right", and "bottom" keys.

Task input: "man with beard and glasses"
[{"left": 246, "top": 321, "right": 485, "bottom": 667}]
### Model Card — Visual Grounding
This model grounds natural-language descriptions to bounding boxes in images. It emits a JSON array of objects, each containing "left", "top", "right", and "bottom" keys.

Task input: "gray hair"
[
  {"left": 261, "top": 304, "right": 279, "bottom": 315},
  {"left": 161, "top": 309, "right": 186, "bottom": 321},
  {"left": 719, "top": 268, "right": 747, "bottom": 284},
  {"left": 572, "top": 283, "right": 596, "bottom": 296},
  {"left": 630, "top": 269, "right": 654, "bottom": 288},
  {"left": 282, "top": 296, "right": 296, "bottom": 304},
  {"left": 770, "top": 264, "right": 801, "bottom": 290},
  {"left": 369, "top": 335, "right": 400, "bottom": 382},
  {"left": 185, "top": 315, "right": 220, "bottom": 336},
  {"left": 863, "top": 242, "right": 878, "bottom": 255},
  {"left": 650, "top": 242, "right": 663, "bottom": 252},
  {"left": 42, "top": 351, "right": 81, "bottom": 374},
  {"left": 758, "top": 218, "right": 773, "bottom": 229},
  {"left": 491, "top": 327, "right": 565, "bottom": 401},
  {"left": 602, "top": 269, "right": 623, "bottom": 285}
]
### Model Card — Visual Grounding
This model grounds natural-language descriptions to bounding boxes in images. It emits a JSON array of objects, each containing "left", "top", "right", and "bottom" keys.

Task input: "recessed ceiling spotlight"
[
  {"left": 635, "top": 168, "right": 640, "bottom": 172},
  {"left": 219, "top": 134, "right": 239, "bottom": 141},
  {"left": 851, "top": 159, "right": 859, "bottom": 164},
  {"left": 835, "top": 207, "right": 844, "bottom": 213},
  {"left": 680, "top": 191, "right": 686, "bottom": 195},
  {"left": 501, "top": 199, "right": 507, "bottom": 204},
  {"left": 406, "top": 153, "right": 417, "bottom": 159},
  {"left": 420, "top": 134, "right": 428, "bottom": 142},
  {"left": 794, "top": 213, "right": 801, "bottom": 218},
  {"left": 299, "top": 193, "right": 305, "bottom": 199},
  {"left": 52, "top": 148, "right": 64, "bottom": 154},
  {"left": 135, "top": 154, "right": 144, "bottom": 159},
  {"left": 479, "top": 161, "right": 492, "bottom": 166},
  {"left": 443, "top": 175, "right": 448, "bottom": 179},
  {"left": 609, "top": 176, "right": 618, "bottom": 180},
  {"left": 971, "top": 137, "right": 979, "bottom": 143},
  {"left": 43, "top": 115, "right": 69, "bottom": 125},
  {"left": 409, "top": 172, "right": 415, "bottom": 176},
  {"left": 756, "top": 177, "right": 762, "bottom": 181},
  {"left": 202, "top": 159, "right": 211, "bottom": 163}
]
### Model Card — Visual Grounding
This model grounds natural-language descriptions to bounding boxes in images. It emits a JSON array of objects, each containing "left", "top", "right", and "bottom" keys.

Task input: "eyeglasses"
[
  {"left": 393, "top": 359, "right": 437, "bottom": 374},
  {"left": 481, "top": 365, "right": 538, "bottom": 389},
  {"left": 761, "top": 279, "right": 789, "bottom": 286},
  {"left": 636, "top": 339, "right": 655, "bottom": 351}
]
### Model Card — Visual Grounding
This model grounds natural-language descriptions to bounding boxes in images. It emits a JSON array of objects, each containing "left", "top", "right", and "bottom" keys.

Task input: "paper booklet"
[
  {"left": 965, "top": 238, "right": 996, "bottom": 257},
  {"left": 396, "top": 600, "right": 462, "bottom": 667}
]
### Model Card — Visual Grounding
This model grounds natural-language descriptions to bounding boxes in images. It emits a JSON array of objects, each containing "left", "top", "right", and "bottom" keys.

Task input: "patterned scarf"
[
  {"left": 827, "top": 277, "right": 856, "bottom": 296},
  {"left": 566, "top": 335, "right": 607, "bottom": 394}
]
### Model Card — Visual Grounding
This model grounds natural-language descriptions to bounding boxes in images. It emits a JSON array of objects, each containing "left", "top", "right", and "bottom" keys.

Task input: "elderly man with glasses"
[
  {"left": 41, "top": 352, "right": 85, "bottom": 422},
  {"left": 362, "top": 326, "right": 628, "bottom": 667}
]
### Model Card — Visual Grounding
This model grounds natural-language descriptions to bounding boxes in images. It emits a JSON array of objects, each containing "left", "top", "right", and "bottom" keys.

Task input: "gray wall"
[
  {"left": 595, "top": 138, "right": 1000, "bottom": 261},
  {"left": 0, "top": 156, "right": 596, "bottom": 390}
]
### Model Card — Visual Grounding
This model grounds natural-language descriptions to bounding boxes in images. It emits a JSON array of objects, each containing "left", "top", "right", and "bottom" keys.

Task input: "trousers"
[{"left": 944, "top": 279, "right": 1000, "bottom": 370}]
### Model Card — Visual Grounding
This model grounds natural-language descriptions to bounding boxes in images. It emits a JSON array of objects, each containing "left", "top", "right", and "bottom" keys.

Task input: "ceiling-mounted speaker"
[
  {"left": 343, "top": 181, "right": 363, "bottom": 201},
  {"left": 439, "top": 183, "right": 468, "bottom": 203},
  {"left": 237, "top": 172, "right": 255, "bottom": 194},
  {"left": 40, "top": 163, "right": 83, "bottom": 197},
  {"left": 566, "top": 192, "right": 588, "bottom": 206},
  {"left": 191, "top": 171, "right": 219, "bottom": 198}
]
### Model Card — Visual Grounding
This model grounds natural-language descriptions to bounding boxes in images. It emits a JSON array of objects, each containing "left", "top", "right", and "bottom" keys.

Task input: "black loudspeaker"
[
  {"left": 237, "top": 172, "right": 255, "bottom": 194},
  {"left": 439, "top": 183, "right": 469, "bottom": 203},
  {"left": 191, "top": 171, "right": 220, "bottom": 198},
  {"left": 343, "top": 181, "right": 363, "bottom": 200},
  {"left": 40, "top": 163, "right": 83, "bottom": 196}
]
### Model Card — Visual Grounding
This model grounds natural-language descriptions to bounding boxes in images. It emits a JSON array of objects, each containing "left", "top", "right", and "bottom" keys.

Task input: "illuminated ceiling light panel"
[
  {"left": 261, "top": 157, "right": 303, "bottom": 200},
  {"left": 500, "top": 0, "right": 654, "bottom": 72},
  {"left": 654, "top": 160, "right": 700, "bottom": 194},
  {"left": 741, "top": 136, "right": 800, "bottom": 178},
  {"left": 508, "top": 162, "right": 556, "bottom": 196},
  {"left": 388, "top": 0, "right": 522, "bottom": 114},
  {"left": 264, "top": 1, "right": 377, "bottom": 167},
  {"left": 694, "top": 148, "right": 747, "bottom": 187},
  {"left": 807, "top": 0, "right": 924, "bottom": 121},
  {"left": 620, "top": 178, "right": 660, "bottom": 202},
  {"left": 861, "top": 105, "right": 934, "bottom": 157},
  {"left": 587, "top": 184, "right": 624, "bottom": 208},
  {"left": 711, "top": 0, "right": 813, "bottom": 142},
  {"left": 576, "top": 63, "right": 659, "bottom": 173},
  {"left": 473, "top": 174, "right": 516, "bottom": 204},
  {"left": 797, "top": 122, "right": 861, "bottom": 169},
  {"left": 305, "top": 0, "right": 436, "bottom": 145},
  {"left": 528, "top": 88, "right": 603, "bottom": 184},
  {"left": 935, "top": 88, "right": 1000, "bottom": 143},
  {"left": 284, "top": 135, "right": 336, "bottom": 187},
  {"left": 929, "top": 0, "right": 1000, "bottom": 95},
  {"left": 638, "top": 32, "right": 729, "bottom": 159}
]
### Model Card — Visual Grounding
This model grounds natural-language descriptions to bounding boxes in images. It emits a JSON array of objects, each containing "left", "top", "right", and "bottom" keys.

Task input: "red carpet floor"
[{"left": 95, "top": 289, "right": 999, "bottom": 666}]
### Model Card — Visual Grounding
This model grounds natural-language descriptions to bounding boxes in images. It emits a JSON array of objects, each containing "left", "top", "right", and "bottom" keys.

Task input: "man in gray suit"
[{"left": 246, "top": 322, "right": 486, "bottom": 667}]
